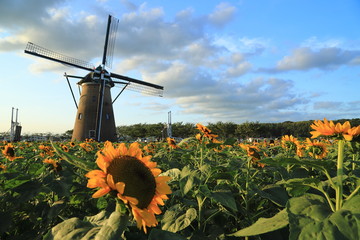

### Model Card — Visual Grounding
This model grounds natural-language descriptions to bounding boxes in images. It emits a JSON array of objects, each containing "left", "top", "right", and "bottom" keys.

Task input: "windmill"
[{"left": 24, "top": 15, "right": 164, "bottom": 142}]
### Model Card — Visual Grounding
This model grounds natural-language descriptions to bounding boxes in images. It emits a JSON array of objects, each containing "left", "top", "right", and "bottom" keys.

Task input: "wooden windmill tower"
[{"left": 24, "top": 15, "right": 163, "bottom": 142}]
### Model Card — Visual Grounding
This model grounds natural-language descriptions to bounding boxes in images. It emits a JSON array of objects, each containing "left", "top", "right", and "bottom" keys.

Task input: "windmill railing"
[{"left": 25, "top": 42, "right": 94, "bottom": 71}]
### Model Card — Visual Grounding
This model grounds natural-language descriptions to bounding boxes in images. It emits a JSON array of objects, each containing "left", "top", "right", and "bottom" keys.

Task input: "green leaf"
[
  {"left": 180, "top": 165, "right": 193, "bottom": 178},
  {"left": 229, "top": 209, "right": 288, "bottom": 237},
  {"left": 198, "top": 184, "right": 212, "bottom": 198},
  {"left": 277, "top": 178, "right": 321, "bottom": 197},
  {"left": 287, "top": 193, "right": 360, "bottom": 240},
  {"left": 43, "top": 210, "right": 129, "bottom": 240},
  {"left": 0, "top": 211, "right": 12, "bottom": 235},
  {"left": 179, "top": 168, "right": 199, "bottom": 195},
  {"left": 223, "top": 138, "right": 237, "bottom": 146},
  {"left": 43, "top": 217, "right": 94, "bottom": 240},
  {"left": 97, "top": 197, "right": 108, "bottom": 210},
  {"left": 94, "top": 211, "right": 129, "bottom": 240},
  {"left": 162, "top": 205, "right": 197, "bottom": 233},
  {"left": 149, "top": 228, "right": 187, "bottom": 240},
  {"left": 257, "top": 184, "right": 289, "bottom": 207},
  {"left": 51, "top": 141, "right": 96, "bottom": 171},
  {"left": 162, "top": 168, "right": 181, "bottom": 181},
  {"left": 343, "top": 195, "right": 360, "bottom": 213},
  {"left": 3, "top": 177, "right": 30, "bottom": 190},
  {"left": 211, "top": 190, "right": 238, "bottom": 212},
  {"left": 260, "top": 157, "right": 334, "bottom": 172},
  {"left": 13, "top": 180, "right": 42, "bottom": 202}
]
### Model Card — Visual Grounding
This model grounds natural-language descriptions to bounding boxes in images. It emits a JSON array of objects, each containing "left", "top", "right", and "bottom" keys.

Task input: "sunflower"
[
  {"left": 239, "top": 143, "right": 265, "bottom": 167},
  {"left": 310, "top": 118, "right": 352, "bottom": 141},
  {"left": 281, "top": 135, "right": 299, "bottom": 150},
  {"left": 43, "top": 158, "right": 62, "bottom": 172},
  {"left": 61, "top": 144, "right": 69, "bottom": 152},
  {"left": 166, "top": 137, "right": 178, "bottom": 149},
  {"left": 143, "top": 143, "right": 156, "bottom": 154},
  {"left": 196, "top": 123, "right": 219, "bottom": 142},
  {"left": 305, "top": 138, "right": 328, "bottom": 159},
  {"left": 85, "top": 141, "right": 171, "bottom": 233},
  {"left": 0, "top": 163, "right": 7, "bottom": 171},
  {"left": 79, "top": 142, "right": 94, "bottom": 152},
  {"left": 38, "top": 144, "right": 55, "bottom": 157},
  {"left": 2, "top": 143, "right": 21, "bottom": 161}
]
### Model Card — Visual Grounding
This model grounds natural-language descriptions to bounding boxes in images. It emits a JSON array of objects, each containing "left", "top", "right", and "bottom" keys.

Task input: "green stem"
[
  {"left": 352, "top": 153, "right": 357, "bottom": 170},
  {"left": 346, "top": 185, "right": 360, "bottom": 202},
  {"left": 335, "top": 140, "right": 345, "bottom": 211},
  {"left": 200, "top": 144, "right": 204, "bottom": 167},
  {"left": 316, "top": 185, "right": 336, "bottom": 212},
  {"left": 323, "top": 168, "right": 337, "bottom": 190},
  {"left": 244, "top": 158, "right": 251, "bottom": 214},
  {"left": 196, "top": 195, "right": 207, "bottom": 231}
]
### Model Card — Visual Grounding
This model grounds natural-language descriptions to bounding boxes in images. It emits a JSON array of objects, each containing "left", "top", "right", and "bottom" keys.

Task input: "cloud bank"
[{"left": 1, "top": 0, "right": 359, "bottom": 125}]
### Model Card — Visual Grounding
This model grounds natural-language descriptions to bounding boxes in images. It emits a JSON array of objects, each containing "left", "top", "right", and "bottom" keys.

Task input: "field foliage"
[{"left": 1, "top": 121, "right": 360, "bottom": 240}]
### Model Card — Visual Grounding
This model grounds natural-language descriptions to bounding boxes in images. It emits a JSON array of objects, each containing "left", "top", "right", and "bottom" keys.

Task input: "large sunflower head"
[
  {"left": 85, "top": 141, "right": 171, "bottom": 233},
  {"left": 310, "top": 118, "right": 352, "bottom": 141}
]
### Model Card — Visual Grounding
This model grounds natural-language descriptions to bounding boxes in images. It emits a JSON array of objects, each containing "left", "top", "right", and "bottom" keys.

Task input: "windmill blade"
[
  {"left": 113, "top": 81, "right": 163, "bottom": 97},
  {"left": 25, "top": 42, "right": 95, "bottom": 72},
  {"left": 111, "top": 72, "right": 164, "bottom": 97},
  {"left": 110, "top": 72, "right": 163, "bottom": 90},
  {"left": 102, "top": 15, "right": 119, "bottom": 69}
]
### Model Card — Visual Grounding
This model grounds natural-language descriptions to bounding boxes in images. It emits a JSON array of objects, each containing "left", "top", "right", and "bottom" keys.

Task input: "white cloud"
[
  {"left": 226, "top": 62, "right": 252, "bottom": 77},
  {"left": 208, "top": 2, "right": 236, "bottom": 27},
  {"left": 3, "top": 0, "right": 358, "bottom": 126},
  {"left": 275, "top": 47, "right": 360, "bottom": 71},
  {"left": 214, "top": 36, "right": 269, "bottom": 56},
  {"left": 120, "top": 0, "right": 138, "bottom": 11},
  {"left": 313, "top": 101, "right": 360, "bottom": 112},
  {"left": 301, "top": 36, "right": 343, "bottom": 49}
]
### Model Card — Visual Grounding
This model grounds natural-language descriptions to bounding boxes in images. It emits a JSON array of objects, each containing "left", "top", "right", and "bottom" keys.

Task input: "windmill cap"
[{"left": 77, "top": 71, "right": 114, "bottom": 87}]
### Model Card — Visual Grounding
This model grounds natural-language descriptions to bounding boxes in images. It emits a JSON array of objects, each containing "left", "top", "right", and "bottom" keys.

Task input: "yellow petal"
[
  {"left": 156, "top": 182, "right": 172, "bottom": 195},
  {"left": 129, "top": 142, "right": 142, "bottom": 159},
  {"left": 117, "top": 143, "right": 127, "bottom": 155},
  {"left": 107, "top": 174, "right": 116, "bottom": 190},
  {"left": 151, "top": 168, "right": 162, "bottom": 177},
  {"left": 115, "top": 182, "right": 126, "bottom": 195},
  {"left": 125, "top": 196, "right": 139, "bottom": 206},
  {"left": 343, "top": 134, "right": 353, "bottom": 141},
  {"left": 87, "top": 177, "right": 108, "bottom": 188},
  {"left": 150, "top": 204, "right": 162, "bottom": 215},
  {"left": 92, "top": 187, "right": 111, "bottom": 198},
  {"left": 156, "top": 176, "right": 172, "bottom": 182},
  {"left": 85, "top": 170, "right": 106, "bottom": 179}
]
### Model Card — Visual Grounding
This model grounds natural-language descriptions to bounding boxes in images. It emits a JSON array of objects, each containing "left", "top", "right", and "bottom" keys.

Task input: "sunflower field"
[{"left": 1, "top": 119, "right": 360, "bottom": 240}]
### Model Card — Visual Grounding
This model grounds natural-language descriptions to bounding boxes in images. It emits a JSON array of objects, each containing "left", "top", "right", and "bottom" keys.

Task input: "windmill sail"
[
  {"left": 25, "top": 42, "right": 94, "bottom": 71},
  {"left": 103, "top": 15, "right": 119, "bottom": 68}
]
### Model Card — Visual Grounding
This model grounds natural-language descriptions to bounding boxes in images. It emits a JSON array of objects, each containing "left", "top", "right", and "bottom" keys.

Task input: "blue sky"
[{"left": 1, "top": 0, "right": 360, "bottom": 134}]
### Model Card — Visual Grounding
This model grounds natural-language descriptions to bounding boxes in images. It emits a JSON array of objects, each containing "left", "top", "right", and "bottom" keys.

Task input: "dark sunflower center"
[
  {"left": 107, "top": 156, "right": 156, "bottom": 209},
  {"left": 6, "top": 147, "right": 15, "bottom": 157}
]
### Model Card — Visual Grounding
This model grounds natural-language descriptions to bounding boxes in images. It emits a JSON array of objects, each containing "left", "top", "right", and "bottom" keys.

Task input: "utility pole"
[
  {"left": 167, "top": 111, "right": 172, "bottom": 138},
  {"left": 10, "top": 108, "right": 21, "bottom": 142}
]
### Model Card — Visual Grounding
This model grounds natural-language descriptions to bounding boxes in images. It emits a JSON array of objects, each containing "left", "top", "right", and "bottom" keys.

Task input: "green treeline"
[{"left": 117, "top": 118, "right": 360, "bottom": 140}]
